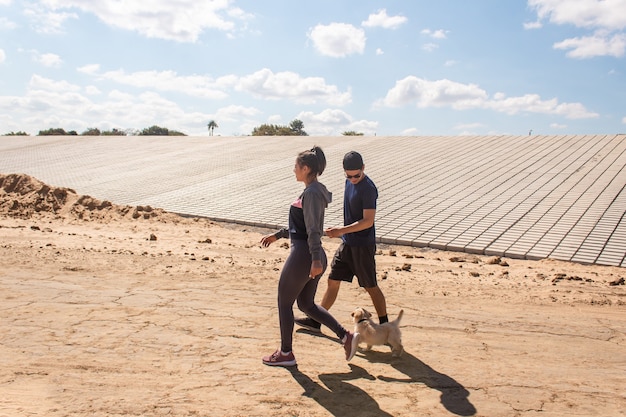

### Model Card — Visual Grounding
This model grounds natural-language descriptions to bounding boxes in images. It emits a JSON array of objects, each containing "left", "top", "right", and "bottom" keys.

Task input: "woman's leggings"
[{"left": 277, "top": 239, "right": 347, "bottom": 353}]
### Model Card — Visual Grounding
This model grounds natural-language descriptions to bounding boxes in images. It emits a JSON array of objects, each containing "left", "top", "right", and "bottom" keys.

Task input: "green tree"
[
  {"left": 102, "top": 128, "right": 126, "bottom": 136},
  {"left": 251, "top": 119, "right": 308, "bottom": 136},
  {"left": 82, "top": 128, "right": 101, "bottom": 136},
  {"left": 38, "top": 128, "right": 69, "bottom": 136},
  {"left": 342, "top": 131, "right": 364, "bottom": 136},
  {"left": 289, "top": 119, "right": 307, "bottom": 136},
  {"left": 138, "top": 125, "right": 186, "bottom": 136},
  {"left": 207, "top": 120, "right": 218, "bottom": 136},
  {"left": 251, "top": 124, "right": 277, "bottom": 136}
]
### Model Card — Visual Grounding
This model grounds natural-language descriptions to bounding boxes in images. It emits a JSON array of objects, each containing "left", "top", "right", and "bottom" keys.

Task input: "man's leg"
[
  {"left": 320, "top": 278, "right": 341, "bottom": 310},
  {"left": 365, "top": 286, "right": 388, "bottom": 323},
  {"left": 294, "top": 279, "right": 342, "bottom": 332}
]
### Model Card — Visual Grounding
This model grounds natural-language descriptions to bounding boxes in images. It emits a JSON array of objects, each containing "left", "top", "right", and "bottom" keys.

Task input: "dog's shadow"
[
  {"left": 362, "top": 349, "right": 477, "bottom": 416},
  {"left": 288, "top": 364, "right": 394, "bottom": 417}
]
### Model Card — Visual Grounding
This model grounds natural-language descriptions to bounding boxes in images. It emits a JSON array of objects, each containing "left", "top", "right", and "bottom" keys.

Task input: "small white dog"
[{"left": 351, "top": 307, "right": 404, "bottom": 357}]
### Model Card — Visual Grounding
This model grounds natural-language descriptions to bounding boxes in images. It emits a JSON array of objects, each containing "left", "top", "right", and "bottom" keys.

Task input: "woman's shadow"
[
  {"left": 287, "top": 349, "right": 475, "bottom": 416},
  {"left": 364, "top": 349, "right": 477, "bottom": 416},
  {"left": 288, "top": 364, "right": 394, "bottom": 417}
]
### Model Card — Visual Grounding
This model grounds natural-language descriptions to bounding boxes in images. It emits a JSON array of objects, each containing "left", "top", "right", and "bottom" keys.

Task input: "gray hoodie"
[{"left": 301, "top": 181, "right": 333, "bottom": 261}]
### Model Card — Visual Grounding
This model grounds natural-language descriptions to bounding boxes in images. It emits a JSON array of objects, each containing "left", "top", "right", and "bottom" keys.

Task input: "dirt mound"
[{"left": 0, "top": 173, "right": 180, "bottom": 222}]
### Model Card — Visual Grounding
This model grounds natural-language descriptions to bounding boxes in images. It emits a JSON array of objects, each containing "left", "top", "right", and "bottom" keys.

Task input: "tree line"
[
  {"left": 2, "top": 119, "right": 364, "bottom": 137},
  {"left": 2, "top": 126, "right": 186, "bottom": 137}
]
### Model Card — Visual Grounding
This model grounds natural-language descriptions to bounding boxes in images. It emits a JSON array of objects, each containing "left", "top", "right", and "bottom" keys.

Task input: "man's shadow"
[
  {"left": 363, "top": 349, "right": 476, "bottom": 416},
  {"left": 288, "top": 364, "right": 394, "bottom": 417},
  {"left": 293, "top": 329, "right": 476, "bottom": 415}
]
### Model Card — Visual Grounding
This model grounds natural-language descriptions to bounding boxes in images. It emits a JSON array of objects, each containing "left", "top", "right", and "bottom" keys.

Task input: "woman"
[{"left": 260, "top": 146, "right": 360, "bottom": 367}]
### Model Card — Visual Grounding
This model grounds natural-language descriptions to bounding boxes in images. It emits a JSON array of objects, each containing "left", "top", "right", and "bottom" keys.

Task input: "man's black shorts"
[{"left": 328, "top": 242, "right": 377, "bottom": 288}]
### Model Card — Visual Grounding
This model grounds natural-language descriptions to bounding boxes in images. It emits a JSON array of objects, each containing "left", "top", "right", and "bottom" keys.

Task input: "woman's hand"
[
  {"left": 260, "top": 234, "right": 277, "bottom": 247},
  {"left": 309, "top": 260, "right": 323, "bottom": 279}
]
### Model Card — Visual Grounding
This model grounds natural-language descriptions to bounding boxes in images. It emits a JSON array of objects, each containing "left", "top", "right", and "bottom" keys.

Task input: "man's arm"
[{"left": 326, "top": 208, "right": 375, "bottom": 238}]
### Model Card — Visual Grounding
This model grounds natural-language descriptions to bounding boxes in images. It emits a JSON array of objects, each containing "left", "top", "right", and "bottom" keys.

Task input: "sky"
[{"left": 0, "top": 0, "right": 625, "bottom": 137}]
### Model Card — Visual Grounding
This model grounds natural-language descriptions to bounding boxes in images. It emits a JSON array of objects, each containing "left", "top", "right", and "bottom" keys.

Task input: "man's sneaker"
[
  {"left": 262, "top": 349, "right": 297, "bottom": 367},
  {"left": 343, "top": 331, "right": 360, "bottom": 361},
  {"left": 295, "top": 317, "right": 321, "bottom": 333}
]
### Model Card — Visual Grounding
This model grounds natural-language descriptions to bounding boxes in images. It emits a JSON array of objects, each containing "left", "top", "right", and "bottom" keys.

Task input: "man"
[{"left": 296, "top": 151, "right": 388, "bottom": 333}]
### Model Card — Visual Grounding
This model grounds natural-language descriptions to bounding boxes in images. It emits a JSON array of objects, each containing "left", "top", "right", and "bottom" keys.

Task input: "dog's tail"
[{"left": 393, "top": 309, "right": 404, "bottom": 325}]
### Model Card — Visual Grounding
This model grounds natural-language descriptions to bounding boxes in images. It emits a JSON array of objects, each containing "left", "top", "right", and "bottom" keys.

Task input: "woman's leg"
[
  {"left": 297, "top": 250, "right": 348, "bottom": 340},
  {"left": 277, "top": 240, "right": 314, "bottom": 353}
]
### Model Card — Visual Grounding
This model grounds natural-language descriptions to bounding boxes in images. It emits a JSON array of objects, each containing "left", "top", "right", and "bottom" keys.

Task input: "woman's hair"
[{"left": 297, "top": 145, "right": 326, "bottom": 177}]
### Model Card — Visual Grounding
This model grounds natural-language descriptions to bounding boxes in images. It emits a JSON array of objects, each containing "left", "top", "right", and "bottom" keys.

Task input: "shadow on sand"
[
  {"left": 291, "top": 330, "right": 475, "bottom": 415},
  {"left": 362, "top": 349, "right": 477, "bottom": 416},
  {"left": 289, "top": 363, "right": 394, "bottom": 417}
]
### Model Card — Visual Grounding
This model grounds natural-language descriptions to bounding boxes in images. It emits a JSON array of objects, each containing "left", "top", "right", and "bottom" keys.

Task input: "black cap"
[{"left": 343, "top": 151, "right": 363, "bottom": 170}]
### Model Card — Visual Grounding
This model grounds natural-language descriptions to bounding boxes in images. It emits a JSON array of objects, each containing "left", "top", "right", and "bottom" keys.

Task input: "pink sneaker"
[
  {"left": 343, "top": 331, "right": 360, "bottom": 361},
  {"left": 262, "top": 349, "right": 297, "bottom": 367}
]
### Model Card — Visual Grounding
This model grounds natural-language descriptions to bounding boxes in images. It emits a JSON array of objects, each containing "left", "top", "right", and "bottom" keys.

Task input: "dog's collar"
[{"left": 357, "top": 318, "right": 368, "bottom": 323}]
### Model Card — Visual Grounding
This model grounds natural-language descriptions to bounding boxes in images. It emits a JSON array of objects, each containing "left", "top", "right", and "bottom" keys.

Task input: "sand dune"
[{"left": 1, "top": 173, "right": 624, "bottom": 416}]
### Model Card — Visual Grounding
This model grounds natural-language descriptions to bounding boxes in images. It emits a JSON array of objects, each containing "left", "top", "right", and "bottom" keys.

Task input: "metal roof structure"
[{"left": 1, "top": 134, "right": 625, "bottom": 267}]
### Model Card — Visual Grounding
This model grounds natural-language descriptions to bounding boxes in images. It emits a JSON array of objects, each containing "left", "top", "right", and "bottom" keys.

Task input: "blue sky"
[{"left": 1, "top": 0, "right": 625, "bottom": 136}]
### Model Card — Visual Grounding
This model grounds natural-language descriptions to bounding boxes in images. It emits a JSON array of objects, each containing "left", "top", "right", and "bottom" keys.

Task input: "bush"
[
  {"left": 251, "top": 119, "right": 308, "bottom": 136},
  {"left": 82, "top": 128, "right": 101, "bottom": 136},
  {"left": 138, "top": 125, "right": 186, "bottom": 136},
  {"left": 2, "top": 131, "right": 29, "bottom": 136}
]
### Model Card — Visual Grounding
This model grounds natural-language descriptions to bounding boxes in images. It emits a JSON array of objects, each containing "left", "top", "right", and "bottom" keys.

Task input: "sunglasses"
[{"left": 345, "top": 172, "right": 362, "bottom": 179}]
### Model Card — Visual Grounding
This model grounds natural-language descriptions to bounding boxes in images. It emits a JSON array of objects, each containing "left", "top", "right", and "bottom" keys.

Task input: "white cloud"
[
  {"left": 622, "top": 116, "right": 626, "bottom": 123},
  {"left": 308, "top": 23, "right": 366, "bottom": 58},
  {"left": 378, "top": 77, "right": 488, "bottom": 109},
  {"left": 0, "top": 49, "right": 5, "bottom": 64},
  {"left": 236, "top": 68, "right": 352, "bottom": 106},
  {"left": 554, "top": 32, "right": 626, "bottom": 58},
  {"left": 421, "top": 28, "right": 448, "bottom": 39},
  {"left": 267, "top": 114, "right": 282, "bottom": 124},
  {"left": 362, "top": 9, "right": 407, "bottom": 29},
  {"left": 377, "top": 76, "right": 599, "bottom": 119},
  {"left": 78, "top": 66, "right": 352, "bottom": 106},
  {"left": 77, "top": 64, "right": 100, "bottom": 74},
  {"left": 27, "top": 0, "right": 246, "bottom": 42},
  {"left": 550, "top": 123, "right": 567, "bottom": 129},
  {"left": 401, "top": 127, "right": 419, "bottom": 135},
  {"left": 421, "top": 29, "right": 447, "bottom": 53},
  {"left": 528, "top": 0, "right": 626, "bottom": 31},
  {"left": 78, "top": 67, "right": 230, "bottom": 99},
  {"left": 84, "top": 85, "right": 101, "bottom": 95},
  {"left": 376, "top": 48, "right": 384, "bottom": 55},
  {"left": 0, "top": 16, "right": 19, "bottom": 30},
  {"left": 34, "top": 52, "right": 63, "bottom": 68},
  {"left": 29, "top": 74, "right": 80, "bottom": 93},
  {"left": 444, "top": 60, "right": 458, "bottom": 67},
  {"left": 296, "top": 109, "right": 378, "bottom": 135},
  {"left": 0, "top": 75, "right": 214, "bottom": 134},
  {"left": 523, "top": 21, "right": 543, "bottom": 29},
  {"left": 23, "top": 4, "right": 77, "bottom": 34},
  {"left": 454, "top": 123, "right": 485, "bottom": 131},
  {"left": 528, "top": 0, "right": 626, "bottom": 58},
  {"left": 213, "top": 104, "right": 261, "bottom": 122}
]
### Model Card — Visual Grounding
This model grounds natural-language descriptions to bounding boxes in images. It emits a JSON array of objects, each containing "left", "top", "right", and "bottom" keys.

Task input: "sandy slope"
[{"left": 1, "top": 173, "right": 625, "bottom": 417}]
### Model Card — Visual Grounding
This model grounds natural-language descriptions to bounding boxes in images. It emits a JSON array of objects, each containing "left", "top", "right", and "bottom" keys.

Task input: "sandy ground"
[{"left": 1, "top": 174, "right": 625, "bottom": 417}]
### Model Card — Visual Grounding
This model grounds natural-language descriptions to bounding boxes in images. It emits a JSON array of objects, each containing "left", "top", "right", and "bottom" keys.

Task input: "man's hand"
[{"left": 325, "top": 227, "right": 344, "bottom": 238}]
